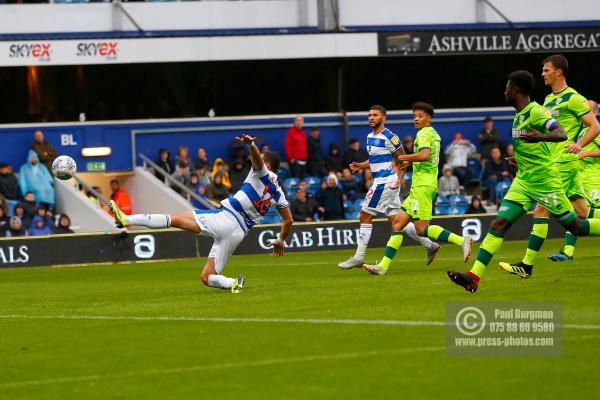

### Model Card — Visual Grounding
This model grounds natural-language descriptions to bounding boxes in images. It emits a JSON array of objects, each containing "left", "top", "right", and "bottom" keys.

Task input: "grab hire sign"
[{"left": 379, "top": 27, "right": 600, "bottom": 56}]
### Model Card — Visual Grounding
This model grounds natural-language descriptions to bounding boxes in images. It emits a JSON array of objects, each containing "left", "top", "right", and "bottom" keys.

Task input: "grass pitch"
[{"left": 1, "top": 238, "right": 599, "bottom": 399}]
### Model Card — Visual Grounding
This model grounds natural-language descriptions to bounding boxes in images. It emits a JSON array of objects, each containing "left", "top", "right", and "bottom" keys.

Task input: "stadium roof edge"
[{"left": 1, "top": 20, "right": 599, "bottom": 41}]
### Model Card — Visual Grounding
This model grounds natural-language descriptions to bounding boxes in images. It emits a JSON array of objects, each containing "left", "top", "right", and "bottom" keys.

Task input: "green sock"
[
  {"left": 378, "top": 232, "right": 404, "bottom": 270},
  {"left": 424, "top": 225, "right": 464, "bottom": 246},
  {"left": 563, "top": 232, "right": 577, "bottom": 257},
  {"left": 581, "top": 218, "right": 600, "bottom": 236},
  {"left": 588, "top": 207, "right": 600, "bottom": 219},
  {"left": 470, "top": 229, "right": 505, "bottom": 278},
  {"left": 522, "top": 217, "right": 549, "bottom": 265}
]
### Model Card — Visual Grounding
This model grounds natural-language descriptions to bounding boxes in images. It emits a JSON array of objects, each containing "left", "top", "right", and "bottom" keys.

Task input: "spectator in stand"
[
  {"left": 196, "top": 165, "right": 212, "bottom": 187},
  {"left": 505, "top": 144, "right": 517, "bottom": 178},
  {"left": 194, "top": 147, "right": 212, "bottom": 171},
  {"left": 31, "top": 129, "right": 57, "bottom": 172},
  {"left": 171, "top": 161, "right": 191, "bottom": 193},
  {"left": 285, "top": 115, "right": 308, "bottom": 178},
  {"left": 175, "top": 145, "right": 192, "bottom": 168},
  {"left": 206, "top": 173, "right": 229, "bottom": 204},
  {"left": 229, "top": 158, "right": 249, "bottom": 193},
  {"left": 192, "top": 184, "right": 212, "bottom": 210},
  {"left": 27, "top": 215, "right": 53, "bottom": 236},
  {"left": 110, "top": 180, "right": 132, "bottom": 215},
  {"left": 477, "top": 116, "right": 500, "bottom": 161},
  {"left": 482, "top": 147, "right": 511, "bottom": 204},
  {"left": 34, "top": 205, "right": 55, "bottom": 230},
  {"left": 19, "top": 150, "right": 55, "bottom": 209},
  {"left": 6, "top": 217, "right": 26, "bottom": 237},
  {"left": 402, "top": 136, "right": 415, "bottom": 172},
  {"left": 291, "top": 187, "right": 317, "bottom": 222},
  {"left": 0, "top": 207, "right": 8, "bottom": 237},
  {"left": 325, "top": 143, "right": 344, "bottom": 174},
  {"left": 0, "top": 163, "right": 20, "bottom": 200},
  {"left": 210, "top": 158, "right": 232, "bottom": 189},
  {"left": 339, "top": 167, "right": 360, "bottom": 200},
  {"left": 13, "top": 204, "right": 31, "bottom": 229},
  {"left": 0, "top": 194, "right": 7, "bottom": 216},
  {"left": 22, "top": 191, "right": 37, "bottom": 217},
  {"left": 317, "top": 174, "right": 344, "bottom": 220},
  {"left": 343, "top": 138, "right": 369, "bottom": 168},
  {"left": 466, "top": 195, "right": 487, "bottom": 214},
  {"left": 230, "top": 146, "right": 251, "bottom": 170},
  {"left": 259, "top": 144, "right": 270, "bottom": 154},
  {"left": 438, "top": 165, "right": 460, "bottom": 197},
  {"left": 155, "top": 148, "right": 174, "bottom": 180},
  {"left": 54, "top": 214, "right": 74, "bottom": 234},
  {"left": 45, "top": 208, "right": 56, "bottom": 230},
  {"left": 444, "top": 132, "right": 476, "bottom": 186},
  {"left": 306, "top": 127, "right": 326, "bottom": 177},
  {"left": 188, "top": 173, "right": 200, "bottom": 191}
]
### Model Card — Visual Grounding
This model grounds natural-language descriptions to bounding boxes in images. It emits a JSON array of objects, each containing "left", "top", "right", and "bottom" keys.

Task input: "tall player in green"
[
  {"left": 500, "top": 55, "right": 600, "bottom": 274},
  {"left": 363, "top": 102, "right": 472, "bottom": 276},
  {"left": 548, "top": 100, "right": 600, "bottom": 260},
  {"left": 448, "top": 70, "right": 600, "bottom": 293}
]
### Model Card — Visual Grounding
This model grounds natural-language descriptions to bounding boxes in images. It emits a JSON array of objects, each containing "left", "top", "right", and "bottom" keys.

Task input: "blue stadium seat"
[
  {"left": 261, "top": 208, "right": 282, "bottom": 224},
  {"left": 496, "top": 179, "right": 511, "bottom": 202},
  {"left": 450, "top": 194, "right": 469, "bottom": 214},
  {"left": 435, "top": 194, "right": 451, "bottom": 215},
  {"left": 6, "top": 199, "right": 18, "bottom": 216},
  {"left": 343, "top": 199, "right": 356, "bottom": 220},
  {"left": 305, "top": 176, "right": 321, "bottom": 187},
  {"left": 283, "top": 177, "right": 299, "bottom": 191},
  {"left": 352, "top": 173, "right": 364, "bottom": 185}
]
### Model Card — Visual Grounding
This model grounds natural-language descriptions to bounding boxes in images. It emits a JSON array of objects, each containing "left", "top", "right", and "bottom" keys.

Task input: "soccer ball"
[{"left": 52, "top": 156, "right": 77, "bottom": 180}]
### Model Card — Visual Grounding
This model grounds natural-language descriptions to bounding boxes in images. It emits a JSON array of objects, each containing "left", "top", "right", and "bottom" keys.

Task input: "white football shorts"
[
  {"left": 361, "top": 182, "right": 402, "bottom": 216},
  {"left": 193, "top": 208, "right": 246, "bottom": 273}
]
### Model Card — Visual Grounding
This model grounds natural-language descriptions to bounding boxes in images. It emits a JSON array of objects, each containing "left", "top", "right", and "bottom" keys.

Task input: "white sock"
[
  {"left": 207, "top": 274, "right": 235, "bottom": 290},
  {"left": 125, "top": 214, "right": 171, "bottom": 228},
  {"left": 402, "top": 222, "right": 435, "bottom": 250},
  {"left": 354, "top": 223, "right": 373, "bottom": 260}
]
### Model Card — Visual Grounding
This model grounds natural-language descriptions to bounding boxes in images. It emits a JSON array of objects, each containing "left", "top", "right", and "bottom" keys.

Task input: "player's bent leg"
[
  {"left": 170, "top": 211, "right": 201, "bottom": 234},
  {"left": 201, "top": 230, "right": 246, "bottom": 293},
  {"left": 422, "top": 223, "right": 471, "bottom": 262},
  {"left": 401, "top": 220, "right": 439, "bottom": 265},
  {"left": 338, "top": 210, "right": 373, "bottom": 269}
]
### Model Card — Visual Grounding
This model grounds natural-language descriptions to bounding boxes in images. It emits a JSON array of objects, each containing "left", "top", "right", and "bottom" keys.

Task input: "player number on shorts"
[{"left": 542, "top": 192, "right": 558, "bottom": 207}]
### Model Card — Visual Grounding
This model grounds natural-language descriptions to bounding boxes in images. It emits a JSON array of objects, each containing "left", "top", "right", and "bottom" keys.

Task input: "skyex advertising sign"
[{"left": 379, "top": 27, "right": 600, "bottom": 56}]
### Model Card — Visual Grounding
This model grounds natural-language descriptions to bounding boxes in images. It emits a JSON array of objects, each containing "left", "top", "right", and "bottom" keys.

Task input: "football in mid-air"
[{"left": 52, "top": 155, "right": 77, "bottom": 180}]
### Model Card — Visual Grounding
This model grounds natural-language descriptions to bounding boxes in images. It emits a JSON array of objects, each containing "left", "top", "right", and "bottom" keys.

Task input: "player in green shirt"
[
  {"left": 363, "top": 102, "right": 472, "bottom": 275},
  {"left": 500, "top": 55, "right": 600, "bottom": 272},
  {"left": 548, "top": 100, "right": 600, "bottom": 260},
  {"left": 448, "top": 70, "right": 600, "bottom": 293}
]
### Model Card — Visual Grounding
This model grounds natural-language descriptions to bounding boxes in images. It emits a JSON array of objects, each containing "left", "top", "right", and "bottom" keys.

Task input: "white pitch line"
[
  {"left": 0, "top": 346, "right": 444, "bottom": 388},
  {"left": 1, "top": 314, "right": 599, "bottom": 330}
]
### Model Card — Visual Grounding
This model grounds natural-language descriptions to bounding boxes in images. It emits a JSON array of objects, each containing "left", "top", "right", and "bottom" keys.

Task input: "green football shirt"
[
  {"left": 511, "top": 101, "right": 559, "bottom": 183},
  {"left": 580, "top": 125, "right": 600, "bottom": 173},
  {"left": 412, "top": 126, "right": 441, "bottom": 188},
  {"left": 544, "top": 87, "right": 590, "bottom": 163}
]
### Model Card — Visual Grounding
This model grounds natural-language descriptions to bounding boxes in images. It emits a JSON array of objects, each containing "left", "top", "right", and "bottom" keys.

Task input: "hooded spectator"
[
  {"left": 31, "top": 129, "right": 57, "bottom": 172},
  {"left": 19, "top": 150, "right": 55, "bottom": 208},
  {"left": 27, "top": 215, "right": 53, "bottom": 236},
  {"left": 438, "top": 166, "right": 460, "bottom": 197},
  {"left": 229, "top": 158, "right": 249, "bottom": 193},
  {"left": 155, "top": 148, "right": 174, "bottom": 179},
  {"left": 210, "top": 158, "right": 232, "bottom": 189},
  {"left": 13, "top": 204, "right": 32, "bottom": 229},
  {"left": 54, "top": 214, "right": 74, "bottom": 234},
  {"left": 6, "top": 216, "right": 26, "bottom": 237},
  {"left": 34, "top": 205, "right": 55, "bottom": 230},
  {"left": 317, "top": 174, "right": 344, "bottom": 220},
  {"left": 206, "top": 173, "right": 229, "bottom": 204},
  {"left": 0, "top": 206, "right": 9, "bottom": 237},
  {"left": 325, "top": 144, "right": 344, "bottom": 174},
  {"left": 110, "top": 180, "right": 132, "bottom": 215},
  {"left": 0, "top": 163, "right": 20, "bottom": 200}
]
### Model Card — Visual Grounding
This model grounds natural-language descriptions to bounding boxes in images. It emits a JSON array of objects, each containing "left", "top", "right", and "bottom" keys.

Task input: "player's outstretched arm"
[
  {"left": 519, "top": 125, "right": 566, "bottom": 143},
  {"left": 271, "top": 207, "right": 293, "bottom": 256},
  {"left": 236, "top": 134, "right": 264, "bottom": 170},
  {"left": 398, "top": 148, "right": 431, "bottom": 162},
  {"left": 579, "top": 150, "right": 600, "bottom": 159}
]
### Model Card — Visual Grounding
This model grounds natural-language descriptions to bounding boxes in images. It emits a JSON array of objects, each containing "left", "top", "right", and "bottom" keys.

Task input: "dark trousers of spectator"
[
  {"left": 482, "top": 177, "right": 498, "bottom": 203},
  {"left": 452, "top": 167, "right": 470, "bottom": 187},
  {"left": 289, "top": 161, "right": 306, "bottom": 179}
]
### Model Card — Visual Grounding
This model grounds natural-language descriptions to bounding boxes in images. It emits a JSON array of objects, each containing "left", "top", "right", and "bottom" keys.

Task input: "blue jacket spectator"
[
  {"left": 19, "top": 150, "right": 55, "bottom": 208},
  {"left": 27, "top": 216, "right": 54, "bottom": 236}
]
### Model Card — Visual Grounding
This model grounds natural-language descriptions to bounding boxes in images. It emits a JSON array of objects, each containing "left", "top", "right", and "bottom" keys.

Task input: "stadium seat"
[
  {"left": 305, "top": 176, "right": 321, "bottom": 187},
  {"left": 435, "top": 194, "right": 451, "bottom": 215},
  {"left": 496, "top": 179, "right": 512, "bottom": 202},
  {"left": 283, "top": 177, "right": 300, "bottom": 192},
  {"left": 6, "top": 199, "right": 18, "bottom": 216},
  {"left": 352, "top": 173, "right": 364, "bottom": 185},
  {"left": 449, "top": 194, "right": 469, "bottom": 214}
]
